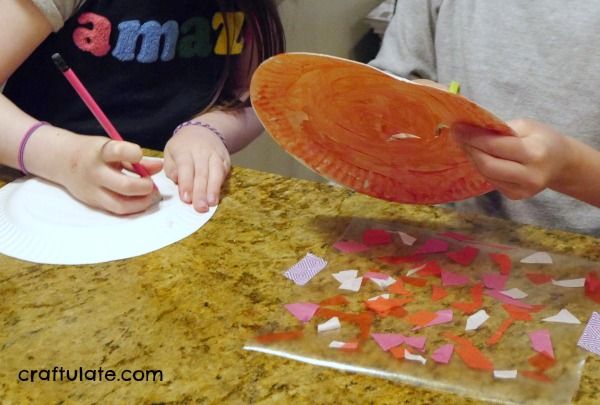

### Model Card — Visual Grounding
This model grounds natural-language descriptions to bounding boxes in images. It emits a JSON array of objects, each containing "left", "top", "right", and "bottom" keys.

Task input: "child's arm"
[
  {"left": 163, "top": 107, "right": 263, "bottom": 212},
  {"left": 451, "top": 119, "right": 600, "bottom": 207},
  {"left": 0, "top": 0, "right": 161, "bottom": 214}
]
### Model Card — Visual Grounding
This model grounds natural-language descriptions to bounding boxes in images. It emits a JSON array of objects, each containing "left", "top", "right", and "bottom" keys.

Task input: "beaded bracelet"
[
  {"left": 18, "top": 121, "right": 49, "bottom": 175},
  {"left": 172, "top": 120, "right": 229, "bottom": 152}
]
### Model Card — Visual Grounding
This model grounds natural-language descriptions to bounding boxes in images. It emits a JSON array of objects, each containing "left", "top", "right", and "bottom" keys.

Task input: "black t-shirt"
[{"left": 5, "top": 1, "right": 243, "bottom": 150}]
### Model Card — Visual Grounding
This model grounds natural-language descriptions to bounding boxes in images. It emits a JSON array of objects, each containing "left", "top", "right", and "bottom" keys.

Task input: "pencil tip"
[{"left": 51, "top": 53, "right": 69, "bottom": 72}]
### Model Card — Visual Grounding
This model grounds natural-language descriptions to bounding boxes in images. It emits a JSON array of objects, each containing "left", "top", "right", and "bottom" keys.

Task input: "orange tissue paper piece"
[
  {"left": 442, "top": 332, "right": 473, "bottom": 347},
  {"left": 317, "top": 308, "right": 374, "bottom": 341},
  {"left": 522, "top": 370, "right": 553, "bottom": 382},
  {"left": 431, "top": 285, "right": 449, "bottom": 301},
  {"left": 401, "top": 275, "right": 428, "bottom": 287},
  {"left": 502, "top": 304, "right": 533, "bottom": 321},
  {"left": 388, "top": 279, "right": 413, "bottom": 296},
  {"left": 387, "top": 306, "right": 408, "bottom": 319},
  {"left": 455, "top": 344, "right": 494, "bottom": 371},
  {"left": 451, "top": 283, "right": 484, "bottom": 314},
  {"left": 486, "top": 318, "right": 514, "bottom": 346},
  {"left": 406, "top": 311, "right": 438, "bottom": 327},
  {"left": 365, "top": 297, "right": 412, "bottom": 316},
  {"left": 390, "top": 346, "right": 405, "bottom": 360},
  {"left": 319, "top": 295, "right": 349, "bottom": 306},
  {"left": 528, "top": 352, "right": 557, "bottom": 371},
  {"left": 489, "top": 252, "right": 512, "bottom": 275},
  {"left": 256, "top": 330, "right": 304, "bottom": 344},
  {"left": 585, "top": 271, "right": 600, "bottom": 304}
]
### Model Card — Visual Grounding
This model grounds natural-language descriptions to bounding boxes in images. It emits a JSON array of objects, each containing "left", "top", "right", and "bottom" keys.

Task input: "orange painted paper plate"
[{"left": 250, "top": 53, "right": 514, "bottom": 204}]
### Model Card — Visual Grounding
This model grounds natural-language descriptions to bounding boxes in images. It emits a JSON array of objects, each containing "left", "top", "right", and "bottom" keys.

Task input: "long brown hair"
[{"left": 206, "top": 0, "right": 285, "bottom": 111}]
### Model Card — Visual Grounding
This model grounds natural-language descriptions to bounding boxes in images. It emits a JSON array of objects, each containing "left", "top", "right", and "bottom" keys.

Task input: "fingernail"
[
  {"left": 183, "top": 191, "right": 190, "bottom": 203},
  {"left": 207, "top": 194, "right": 218, "bottom": 205},
  {"left": 196, "top": 200, "right": 209, "bottom": 212}
]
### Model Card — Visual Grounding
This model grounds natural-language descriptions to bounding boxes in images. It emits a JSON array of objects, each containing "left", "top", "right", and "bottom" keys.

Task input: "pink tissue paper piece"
[
  {"left": 283, "top": 253, "right": 327, "bottom": 286},
  {"left": 529, "top": 329, "right": 555, "bottom": 358},
  {"left": 333, "top": 240, "right": 370, "bottom": 253},
  {"left": 482, "top": 272, "right": 509, "bottom": 290},
  {"left": 486, "top": 289, "right": 533, "bottom": 309},
  {"left": 431, "top": 344, "right": 455, "bottom": 364},
  {"left": 371, "top": 333, "right": 426, "bottom": 352},
  {"left": 364, "top": 271, "right": 391, "bottom": 281},
  {"left": 403, "top": 336, "right": 427, "bottom": 351},
  {"left": 441, "top": 269, "right": 471, "bottom": 287},
  {"left": 363, "top": 229, "right": 392, "bottom": 246},
  {"left": 415, "top": 238, "right": 449, "bottom": 255},
  {"left": 371, "top": 333, "right": 405, "bottom": 351},
  {"left": 577, "top": 312, "right": 600, "bottom": 356},
  {"left": 284, "top": 302, "right": 319, "bottom": 323}
]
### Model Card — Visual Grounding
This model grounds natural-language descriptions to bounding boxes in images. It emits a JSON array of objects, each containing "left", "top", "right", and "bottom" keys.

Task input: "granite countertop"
[{"left": 0, "top": 166, "right": 598, "bottom": 404}]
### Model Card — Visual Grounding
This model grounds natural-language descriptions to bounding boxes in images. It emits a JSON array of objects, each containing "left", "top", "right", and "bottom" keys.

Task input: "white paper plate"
[{"left": 0, "top": 167, "right": 216, "bottom": 265}]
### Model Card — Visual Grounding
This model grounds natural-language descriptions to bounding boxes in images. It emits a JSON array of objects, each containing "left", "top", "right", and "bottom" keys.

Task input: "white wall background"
[{"left": 232, "top": 0, "right": 382, "bottom": 182}]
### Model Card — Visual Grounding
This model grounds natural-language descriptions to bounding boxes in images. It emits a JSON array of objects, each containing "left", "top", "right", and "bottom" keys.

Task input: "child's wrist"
[
  {"left": 23, "top": 125, "right": 79, "bottom": 184},
  {"left": 172, "top": 120, "right": 230, "bottom": 152}
]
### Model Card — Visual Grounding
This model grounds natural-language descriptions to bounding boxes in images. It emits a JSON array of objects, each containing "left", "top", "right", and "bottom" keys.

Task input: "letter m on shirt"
[{"left": 113, "top": 20, "right": 179, "bottom": 63}]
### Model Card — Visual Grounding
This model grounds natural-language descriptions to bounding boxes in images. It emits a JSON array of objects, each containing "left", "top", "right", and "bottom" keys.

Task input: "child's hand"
[
  {"left": 59, "top": 136, "right": 162, "bottom": 215},
  {"left": 163, "top": 126, "right": 231, "bottom": 212},
  {"left": 450, "top": 119, "right": 572, "bottom": 200}
]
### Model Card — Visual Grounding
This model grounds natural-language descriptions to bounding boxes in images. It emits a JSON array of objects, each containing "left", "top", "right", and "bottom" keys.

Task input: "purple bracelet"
[
  {"left": 172, "top": 120, "right": 229, "bottom": 152},
  {"left": 18, "top": 121, "right": 49, "bottom": 175}
]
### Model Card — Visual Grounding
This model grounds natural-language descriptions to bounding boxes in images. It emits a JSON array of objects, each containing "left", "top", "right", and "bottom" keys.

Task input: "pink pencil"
[{"left": 51, "top": 53, "right": 158, "bottom": 191}]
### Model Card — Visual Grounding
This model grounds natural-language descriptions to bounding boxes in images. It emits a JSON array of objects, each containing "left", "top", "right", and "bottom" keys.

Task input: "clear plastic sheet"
[{"left": 245, "top": 218, "right": 595, "bottom": 404}]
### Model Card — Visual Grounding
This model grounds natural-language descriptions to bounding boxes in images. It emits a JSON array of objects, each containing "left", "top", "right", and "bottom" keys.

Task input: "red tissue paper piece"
[
  {"left": 415, "top": 238, "right": 449, "bottom": 255},
  {"left": 489, "top": 252, "right": 512, "bottom": 275},
  {"left": 363, "top": 229, "right": 392, "bottom": 246},
  {"left": 438, "top": 231, "right": 475, "bottom": 241},
  {"left": 585, "top": 272, "right": 600, "bottom": 304},
  {"left": 526, "top": 272, "right": 553, "bottom": 285},
  {"left": 415, "top": 260, "right": 443, "bottom": 278},
  {"left": 446, "top": 246, "right": 480, "bottom": 266}
]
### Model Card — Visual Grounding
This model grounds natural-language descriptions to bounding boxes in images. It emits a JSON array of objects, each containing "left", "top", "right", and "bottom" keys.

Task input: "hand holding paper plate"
[
  {"left": 250, "top": 53, "right": 513, "bottom": 204},
  {"left": 0, "top": 161, "right": 217, "bottom": 265}
]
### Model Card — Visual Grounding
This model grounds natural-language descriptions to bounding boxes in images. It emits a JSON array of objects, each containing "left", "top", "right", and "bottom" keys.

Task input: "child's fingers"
[
  {"left": 98, "top": 168, "right": 155, "bottom": 197},
  {"left": 451, "top": 123, "right": 528, "bottom": 163},
  {"left": 205, "top": 156, "right": 228, "bottom": 206},
  {"left": 175, "top": 155, "right": 195, "bottom": 203},
  {"left": 163, "top": 150, "right": 178, "bottom": 183},
  {"left": 101, "top": 140, "right": 143, "bottom": 164},
  {"left": 192, "top": 158, "right": 210, "bottom": 212},
  {"left": 96, "top": 187, "right": 160, "bottom": 215},
  {"left": 463, "top": 145, "right": 531, "bottom": 185},
  {"left": 138, "top": 158, "right": 163, "bottom": 175}
]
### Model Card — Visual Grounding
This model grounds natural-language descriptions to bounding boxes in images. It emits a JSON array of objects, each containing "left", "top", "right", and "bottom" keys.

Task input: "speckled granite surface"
[{"left": 0, "top": 166, "right": 598, "bottom": 404}]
